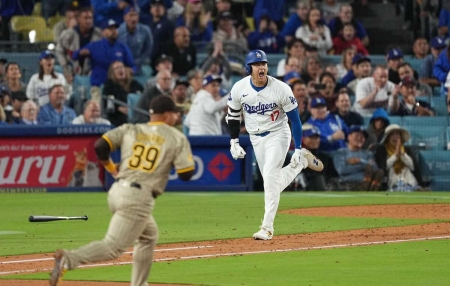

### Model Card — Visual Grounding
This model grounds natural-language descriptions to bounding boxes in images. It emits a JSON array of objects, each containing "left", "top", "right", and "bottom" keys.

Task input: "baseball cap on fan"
[
  {"left": 39, "top": 50, "right": 55, "bottom": 61},
  {"left": 430, "top": 37, "right": 446, "bottom": 49},
  {"left": 310, "top": 96, "right": 327, "bottom": 108},
  {"left": 149, "top": 96, "right": 184, "bottom": 114},
  {"left": 100, "top": 19, "right": 119, "bottom": 30},
  {"left": 386, "top": 48, "right": 403, "bottom": 60},
  {"left": 302, "top": 124, "right": 321, "bottom": 137},
  {"left": 202, "top": 75, "right": 222, "bottom": 86}
]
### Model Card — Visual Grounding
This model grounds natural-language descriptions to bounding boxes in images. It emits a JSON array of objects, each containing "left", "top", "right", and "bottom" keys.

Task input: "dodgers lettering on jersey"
[
  {"left": 228, "top": 76, "right": 298, "bottom": 134},
  {"left": 243, "top": 102, "right": 278, "bottom": 115}
]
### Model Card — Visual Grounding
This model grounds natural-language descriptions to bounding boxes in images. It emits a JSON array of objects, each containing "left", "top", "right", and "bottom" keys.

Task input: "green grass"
[
  {"left": 1, "top": 192, "right": 450, "bottom": 285},
  {"left": 1, "top": 192, "right": 449, "bottom": 255},
  {"left": 8, "top": 239, "right": 450, "bottom": 285}
]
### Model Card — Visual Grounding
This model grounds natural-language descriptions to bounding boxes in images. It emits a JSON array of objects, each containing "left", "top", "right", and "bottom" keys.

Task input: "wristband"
[{"left": 104, "top": 159, "right": 117, "bottom": 174}]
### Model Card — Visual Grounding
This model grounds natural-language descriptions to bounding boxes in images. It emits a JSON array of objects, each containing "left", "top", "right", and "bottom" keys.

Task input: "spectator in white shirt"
[
  {"left": 295, "top": 8, "right": 332, "bottom": 56},
  {"left": 26, "top": 51, "right": 67, "bottom": 107},
  {"left": 72, "top": 100, "right": 111, "bottom": 124},
  {"left": 184, "top": 75, "right": 228, "bottom": 135},
  {"left": 353, "top": 66, "right": 399, "bottom": 117}
]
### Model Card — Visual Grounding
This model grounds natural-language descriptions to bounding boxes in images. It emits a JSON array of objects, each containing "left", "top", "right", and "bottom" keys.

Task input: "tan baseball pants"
[{"left": 62, "top": 181, "right": 158, "bottom": 286}]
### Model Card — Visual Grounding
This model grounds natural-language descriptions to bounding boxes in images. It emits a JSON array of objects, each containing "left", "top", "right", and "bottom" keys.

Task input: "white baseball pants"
[{"left": 250, "top": 124, "right": 305, "bottom": 232}]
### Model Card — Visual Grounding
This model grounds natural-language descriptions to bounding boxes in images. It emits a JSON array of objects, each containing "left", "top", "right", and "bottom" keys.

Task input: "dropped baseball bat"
[{"left": 28, "top": 215, "right": 88, "bottom": 222}]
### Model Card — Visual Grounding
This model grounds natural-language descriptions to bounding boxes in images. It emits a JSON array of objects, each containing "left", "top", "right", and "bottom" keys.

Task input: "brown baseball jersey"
[{"left": 102, "top": 122, "right": 195, "bottom": 195}]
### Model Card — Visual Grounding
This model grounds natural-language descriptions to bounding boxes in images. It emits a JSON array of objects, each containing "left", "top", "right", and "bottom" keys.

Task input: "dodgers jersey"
[{"left": 227, "top": 76, "right": 298, "bottom": 134}]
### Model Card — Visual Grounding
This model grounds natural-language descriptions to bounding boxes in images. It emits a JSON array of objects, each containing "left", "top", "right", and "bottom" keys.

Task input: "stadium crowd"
[{"left": 2, "top": 0, "right": 449, "bottom": 192}]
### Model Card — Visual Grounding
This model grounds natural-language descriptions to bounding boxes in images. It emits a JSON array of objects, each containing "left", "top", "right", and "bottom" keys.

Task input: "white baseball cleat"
[
  {"left": 253, "top": 227, "right": 273, "bottom": 240},
  {"left": 301, "top": 148, "right": 324, "bottom": 172}
]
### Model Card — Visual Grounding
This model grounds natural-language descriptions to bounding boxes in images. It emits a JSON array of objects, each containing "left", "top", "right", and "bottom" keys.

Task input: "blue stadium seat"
[
  {"left": 403, "top": 116, "right": 448, "bottom": 126},
  {"left": 134, "top": 75, "right": 148, "bottom": 87},
  {"left": 430, "top": 96, "right": 448, "bottom": 116},
  {"left": 141, "top": 65, "right": 153, "bottom": 77},
  {"left": 127, "top": 93, "right": 141, "bottom": 122},
  {"left": 388, "top": 116, "right": 403, "bottom": 126},
  {"left": 418, "top": 150, "right": 450, "bottom": 191},
  {"left": 349, "top": 95, "right": 355, "bottom": 105},
  {"left": 404, "top": 56, "right": 424, "bottom": 72},
  {"left": 405, "top": 125, "right": 447, "bottom": 150}
]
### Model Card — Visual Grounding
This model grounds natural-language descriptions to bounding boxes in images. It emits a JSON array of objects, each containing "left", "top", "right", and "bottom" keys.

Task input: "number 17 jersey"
[
  {"left": 102, "top": 122, "right": 195, "bottom": 195},
  {"left": 227, "top": 76, "right": 298, "bottom": 135}
]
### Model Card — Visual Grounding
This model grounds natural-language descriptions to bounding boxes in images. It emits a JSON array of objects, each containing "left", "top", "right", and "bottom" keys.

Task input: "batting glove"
[
  {"left": 230, "top": 139, "right": 246, "bottom": 160},
  {"left": 289, "top": 148, "right": 304, "bottom": 168}
]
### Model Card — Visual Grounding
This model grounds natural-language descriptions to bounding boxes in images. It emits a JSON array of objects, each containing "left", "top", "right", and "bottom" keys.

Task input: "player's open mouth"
[{"left": 258, "top": 71, "right": 264, "bottom": 78}]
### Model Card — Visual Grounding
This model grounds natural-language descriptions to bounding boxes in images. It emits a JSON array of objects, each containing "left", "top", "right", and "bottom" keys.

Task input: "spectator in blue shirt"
[
  {"left": 247, "top": 14, "right": 285, "bottom": 54},
  {"left": 419, "top": 36, "right": 446, "bottom": 87},
  {"left": 438, "top": 8, "right": 450, "bottom": 37},
  {"left": 73, "top": 19, "right": 136, "bottom": 102},
  {"left": 148, "top": 0, "right": 175, "bottom": 59},
  {"left": 307, "top": 96, "right": 348, "bottom": 152},
  {"left": 38, "top": 84, "right": 76, "bottom": 125},
  {"left": 327, "top": 4, "right": 369, "bottom": 47},
  {"left": 333, "top": 125, "right": 383, "bottom": 191},
  {"left": 91, "top": 0, "right": 131, "bottom": 27},
  {"left": 176, "top": 0, "right": 213, "bottom": 43},
  {"left": 252, "top": 0, "right": 286, "bottom": 30},
  {"left": 432, "top": 45, "right": 450, "bottom": 84},
  {"left": 280, "top": 1, "right": 310, "bottom": 44},
  {"left": 0, "top": 0, "right": 34, "bottom": 41},
  {"left": 118, "top": 6, "right": 153, "bottom": 75}
]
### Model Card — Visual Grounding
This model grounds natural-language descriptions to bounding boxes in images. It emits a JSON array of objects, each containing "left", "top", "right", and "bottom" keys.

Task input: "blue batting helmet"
[{"left": 245, "top": 50, "right": 268, "bottom": 75}]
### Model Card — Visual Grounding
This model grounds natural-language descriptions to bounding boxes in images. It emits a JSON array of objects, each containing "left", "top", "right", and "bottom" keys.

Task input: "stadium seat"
[
  {"left": 404, "top": 56, "right": 424, "bottom": 72},
  {"left": 32, "top": 2, "right": 42, "bottom": 16},
  {"left": 418, "top": 150, "right": 450, "bottom": 190},
  {"left": 431, "top": 96, "right": 448, "bottom": 116},
  {"left": 405, "top": 125, "right": 447, "bottom": 150},
  {"left": 127, "top": 93, "right": 141, "bottom": 122},
  {"left": 245, "top": 17, "right": 255, "bottom": 32},
  {"left": 388, "top": 116, "right": 403, "bottom": 126},
  {"left": 10, "top": 16, "right": 47, "bottom": 41},
  {"left": 34, "top": 26, "right": 54, "bottom": 42},
  {"left": 134, "top": 75, "right": 148, "bottom": 87},
  {"left": 141, "top": 65, "right": 153, "bottom": 78},
  {"left": 403, "top": 116, "right": 448, "bottom": 127}
]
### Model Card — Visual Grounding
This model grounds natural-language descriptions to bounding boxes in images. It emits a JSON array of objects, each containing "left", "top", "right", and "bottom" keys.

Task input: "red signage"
[
  {"left": 0, "top": 137, "right": 103, "bottom": 187},
  {"left": 207, "top": 152, "right": 235, "bottom": 181}
]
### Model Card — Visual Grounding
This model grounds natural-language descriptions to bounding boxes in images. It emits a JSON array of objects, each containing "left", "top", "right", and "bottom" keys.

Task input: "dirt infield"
[{"left": 2, "top": 204, "right": 450, "bottom": 286}]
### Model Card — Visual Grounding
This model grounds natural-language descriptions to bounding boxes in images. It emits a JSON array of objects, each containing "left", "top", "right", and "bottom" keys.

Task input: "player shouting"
[{"left": 227, "top": 49, "right": 323, "bottom": 240}]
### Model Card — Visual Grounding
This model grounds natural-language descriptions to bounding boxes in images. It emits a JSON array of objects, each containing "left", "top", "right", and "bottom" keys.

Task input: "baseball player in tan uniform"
[{"left": 50, "top": 96, "right": 195, "bottom": 286}]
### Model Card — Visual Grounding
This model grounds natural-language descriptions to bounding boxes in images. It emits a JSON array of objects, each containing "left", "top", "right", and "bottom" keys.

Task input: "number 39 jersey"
[
  {"left": 227, "top": 76, "right": 298, "bottom": 135},
  {"left": 102, "top": 122, "right": 195, "bottom": 195}
]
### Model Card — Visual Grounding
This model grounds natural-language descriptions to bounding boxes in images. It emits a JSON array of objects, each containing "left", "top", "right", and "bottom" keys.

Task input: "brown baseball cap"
[{"left": 149, "top": 95, "right": 184, "bottom": 114}]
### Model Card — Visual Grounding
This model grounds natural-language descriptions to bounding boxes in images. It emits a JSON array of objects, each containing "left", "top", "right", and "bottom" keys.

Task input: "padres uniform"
[
  {"left": 228, "top": 75, "right": 307, "bottom": 235},
  {"left": 58, "top": 122, "right": 195, "bottom": 286}
]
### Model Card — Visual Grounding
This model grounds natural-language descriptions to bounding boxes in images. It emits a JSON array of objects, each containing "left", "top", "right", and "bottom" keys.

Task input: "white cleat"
[
  {"left": 253, "top": 228, "right": 273, "bottom": 240},
  {"left": 301, "top": 148, "right": 324, "bottom": 172}
]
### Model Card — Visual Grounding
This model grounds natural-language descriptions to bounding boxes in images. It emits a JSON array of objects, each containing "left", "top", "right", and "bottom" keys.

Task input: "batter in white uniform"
[{"left": 227, "top": 50, "right": 323, "bottom": 240}]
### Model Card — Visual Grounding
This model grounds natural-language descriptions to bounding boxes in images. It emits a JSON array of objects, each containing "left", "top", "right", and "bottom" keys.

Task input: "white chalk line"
[
  {"left": 1, "top": 235, "right": 449, "bottom": 276},
  {"left": 0, "top": 245, "right": 213, "bottom": 265}
]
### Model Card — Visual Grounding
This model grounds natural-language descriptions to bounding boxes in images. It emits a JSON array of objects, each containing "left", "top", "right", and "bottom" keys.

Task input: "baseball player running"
[
  {"left": 227, "top": 50, "right": 323, "bottom": 240},
  {"left": 49, "top": 96, "right": 195, "bottom": 286}
]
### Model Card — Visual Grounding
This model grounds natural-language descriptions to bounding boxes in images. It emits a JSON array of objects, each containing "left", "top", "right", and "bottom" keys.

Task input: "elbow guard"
[{"left": 226, "top": 106, "right": 241, "bottom": 123}]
